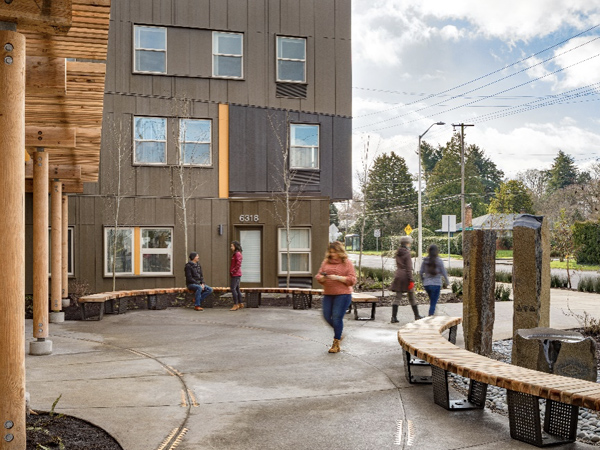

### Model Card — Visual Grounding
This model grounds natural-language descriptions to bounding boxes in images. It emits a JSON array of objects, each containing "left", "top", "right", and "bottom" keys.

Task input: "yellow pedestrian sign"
[{"left": 404, "top": 224, "right": 413, "bottom": 235}]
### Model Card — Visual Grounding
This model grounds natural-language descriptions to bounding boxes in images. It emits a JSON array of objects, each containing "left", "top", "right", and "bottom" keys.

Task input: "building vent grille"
[
  {"left": 291, "top": 170, "right": 320, "bottom": 186},
  {"left": 276, "top": 83, "right": 308, "bottom": 99}
]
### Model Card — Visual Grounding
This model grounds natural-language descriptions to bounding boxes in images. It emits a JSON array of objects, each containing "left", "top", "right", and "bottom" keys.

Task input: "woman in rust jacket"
[
  {"left": 315, "top": 241, "right": 357, "bottom": 353},
  {"left": 229, "top": 240, "right": 243, "bottom": 311},
  {"left": 390, "top": 235, "right": 421, "bottom": 322}
]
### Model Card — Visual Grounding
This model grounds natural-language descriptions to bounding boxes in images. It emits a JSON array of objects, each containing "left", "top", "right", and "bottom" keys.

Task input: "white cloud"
[
  {"left": 439, "top": 25, "right": 464, "bottom": 42},
  {"left": 551, "top": 37, "right": 600, "bottom": 90}
]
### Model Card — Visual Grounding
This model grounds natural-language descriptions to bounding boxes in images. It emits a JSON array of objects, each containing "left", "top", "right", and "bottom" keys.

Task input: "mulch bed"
[{"left": 27, "top": 413, "right": 122, "bottom": 450}]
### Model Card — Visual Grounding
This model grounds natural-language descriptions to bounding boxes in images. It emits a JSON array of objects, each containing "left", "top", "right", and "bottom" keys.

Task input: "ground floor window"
[
  {"left": 48, "top": 227, "right": 74, "bottom": 276},
  {"left": 278, "top": 228, "right": 311, "bottom": 274},
  {"left": 104, "top": 227, "right": 173, "bottom": 277}
]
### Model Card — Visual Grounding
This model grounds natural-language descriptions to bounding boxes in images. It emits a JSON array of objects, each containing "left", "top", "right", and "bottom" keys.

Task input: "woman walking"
[
  {"left": 390, "top": 236, "right": 420, "bottom": 322},
  {"left": 315, "top": 241, "right": 357, "bottom": 353},
  {"left": 419, "top": 244, "right": 449, "bottom": 316},
  {"left": 229, "top": 240, "right": 244, "bottom": 311}
]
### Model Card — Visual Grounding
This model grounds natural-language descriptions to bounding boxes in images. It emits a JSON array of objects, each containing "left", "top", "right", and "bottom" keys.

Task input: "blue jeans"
[
  {"left": 322, "top": 294, "right": 353, "bottom": 340},
  {"left": 425, "top": 285, "right": 441, "bottom": 316},
  {"left": 188, "top": 284, "right": 213, "bottom": 307}
]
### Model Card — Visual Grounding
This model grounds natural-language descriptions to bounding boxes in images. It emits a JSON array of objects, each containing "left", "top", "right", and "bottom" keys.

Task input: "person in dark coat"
[
  {"left": 185, "top": 252, "right": 213, "bottom": 311},
  {"left": 390, "top": 236, "right": 421, "bottom": 322}
]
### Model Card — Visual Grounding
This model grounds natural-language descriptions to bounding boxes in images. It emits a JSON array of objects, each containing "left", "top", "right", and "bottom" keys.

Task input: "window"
[
  {"left": 290, "top": 124, "right": 319, "bottom": 169},
  {"left": 179, "top": 119, "right": 212, "bottom": 165},
  {"left": 277, "top": 37, "right": 306, "bottom": 83},
  {"left": 134, "top": 26, "right": 167, "bottom": 73},
  {"left": 279, "top": 228, "right": 311, "bottom": 274},
  {"left": 134, "top": 117, "right": 167, "bottom": 164},
  {"left": 213, "top": 32, "right": 243, "bottom": 78},
  {"left": 240, "top": 229, "right": 262, "bottom": 283},
  {"left": 48, "top": 227, "right": 74, "bottom": 276},
  {"left": 141, "top": 228, "right": 173, "bottom": 275},
  {"left": 104, "top": 228, "right": 134, "bottom": 276}
]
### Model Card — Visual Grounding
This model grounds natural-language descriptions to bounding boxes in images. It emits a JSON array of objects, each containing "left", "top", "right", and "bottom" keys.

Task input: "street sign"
[
  {"left": 441, "top": 215, "right": 457, "bottom": 232},
  {"left": 404, "top": 224, "right": 413, "bottom": 235},
  {"left": 374, "top": 229, "right": 381, "bottom": 238}
]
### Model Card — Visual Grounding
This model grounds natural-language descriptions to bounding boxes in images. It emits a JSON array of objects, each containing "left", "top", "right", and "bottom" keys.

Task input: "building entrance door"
[{"left": 239, "top": 228, "right": 261, "bottom": 285}]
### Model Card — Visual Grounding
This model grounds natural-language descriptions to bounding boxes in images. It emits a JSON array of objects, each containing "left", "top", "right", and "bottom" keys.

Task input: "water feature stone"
[
  {"left": 513, "top": 327, "right": 597, "bottom": 382},
  {"left": 462, "top": 229, "right": 496, "bottom": 356}
]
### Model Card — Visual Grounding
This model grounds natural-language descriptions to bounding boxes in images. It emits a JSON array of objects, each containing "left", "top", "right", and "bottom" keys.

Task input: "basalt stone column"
[
  {"left": 462, "top": 229, "right": 497, "bottom": 356},
  {"left": 512, "top": 215, "right": 550, "bottom": 361}
]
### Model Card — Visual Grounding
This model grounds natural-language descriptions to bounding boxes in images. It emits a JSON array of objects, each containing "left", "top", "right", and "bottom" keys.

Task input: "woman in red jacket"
[
  {"left": 315, "top": 241, "right": 357, "bottom": 353},
  {"left": 229, "top": 240, "right": 243, "bottom": 311}
]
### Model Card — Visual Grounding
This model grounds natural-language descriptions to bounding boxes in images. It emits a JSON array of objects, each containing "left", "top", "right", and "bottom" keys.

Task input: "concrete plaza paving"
[{"left": 25, "top": 291, "right": 600, "bottom": 450}]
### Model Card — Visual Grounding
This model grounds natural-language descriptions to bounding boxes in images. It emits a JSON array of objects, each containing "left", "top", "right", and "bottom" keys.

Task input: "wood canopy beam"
[
  {"left": 25, "top": 126, "right": 76, "bottom": 148},
  {"left": 24, "top": 161, "right": 81, "bottom": 180},
  {"left": 26, "top": 56, "right": 66, "bottom": 95},
  {"left": 25, "top": 179, "right": 83, "bottom": 193},
  {"left": 0, "top": 0, "right": 72, "bottom": 34}
]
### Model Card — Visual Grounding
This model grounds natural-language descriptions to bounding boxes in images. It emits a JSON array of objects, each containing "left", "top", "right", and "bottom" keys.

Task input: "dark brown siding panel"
[
  {"left": 228, "top": 0, "right": 248, "bottom": 32},
  {"left": 335, "top": 0, "right": 351, "bottom": 40},
  {"left": 228, "top": 105, "right": 247, "bottom": 192},
  {"left": 332, "top": 116, "right": 352, "bottom": 200},
  {"left": 314, "top": 36, "right": 336, "bottom": 115},
  {"left": 335, "top": 37, "right": 352, "bottom": 117},
  {"left": 317, "top": 114, "right": 334, "bottom": 198},
  {"left": 315, "top": 0, "right": 335, "bottom": 38},
  {"left": 280, "top": 0, "right": 300, "bottom": 36},
  {"left": 210, "top": 0, "right": 228, "bottom": 29}
]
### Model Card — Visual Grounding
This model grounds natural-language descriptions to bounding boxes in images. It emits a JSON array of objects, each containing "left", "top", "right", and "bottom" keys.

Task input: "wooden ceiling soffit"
[
  {"left": 26, "top": 57, "right": 67, "bottom": 96},
  {"left": 25, "top": 179, "right": 83, "bottom": 194},
  {"left": 25, "top": 126, "right": 76, "bottom": 148},
  {"left": 25, "top": 161, "right": 81, "bottom": 180},
  {"left": 0, "top": 0, "right": 72, "bottom": 34}
]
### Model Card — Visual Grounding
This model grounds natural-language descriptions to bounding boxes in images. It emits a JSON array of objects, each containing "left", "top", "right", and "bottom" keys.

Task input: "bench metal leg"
[
  {"left": 448, "top": 325, "right": 457, "bottom": 344},
  {"left": 404, "top": 350, "right": 432, "bottom": 384},
  {"left": 246, "top": 292, "right": 260, "bottom": 308},
  {"left": 431, "top": 365, "right": 487, "bottom": 411},
  {"left": 105, "top": 298, "right": 127, "bottom": 314},
  {"left": 292, "top": 293, "right": 310, "bottom": 310},
  {"left": 352, "top": 302, "right": 377, "bottom": 321},
  {"left": 80, "top": 302, "right": 104, "bottom": 321},
  {"left": 507, "top": 391, "right": 578, "bottom": 447}
]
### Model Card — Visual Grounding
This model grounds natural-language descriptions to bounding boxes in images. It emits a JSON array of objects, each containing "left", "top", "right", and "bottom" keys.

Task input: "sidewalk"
[{"left": 25, "top": 293, "right": 600, "bottom": 450}]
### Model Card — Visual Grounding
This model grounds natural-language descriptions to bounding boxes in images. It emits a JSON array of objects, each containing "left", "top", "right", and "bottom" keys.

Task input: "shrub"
[
  {"left": 495, "top": 284, "right": 512, "bottom": 301},
  {"left": 447, "top": 267, "right": 464, "bottom": 277},
  {"left": 577, "top": 276, "right": 600, "bottom": 293},
  {"left": 497, "top": 235, "right": 513, "bottom": 250},
  {"left": 573, "top": 221, "right": 600, "bottom": 265},
  {"left": 495, "top": 271, "right": 512, "bottom": 283},
  {"left": 551, "top": 274, "right": 569, "bottom": 289},
  {"left": 451, "top": 280, "right": 463, "bottom": 297},
  {"left": 564, "top": 304, "right": 600, "bottom": 336}
]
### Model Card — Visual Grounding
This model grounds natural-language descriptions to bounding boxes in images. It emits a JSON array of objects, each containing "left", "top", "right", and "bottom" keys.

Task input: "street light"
[{"left": 417, "top": 121, "right": 445, "bottom": 270}]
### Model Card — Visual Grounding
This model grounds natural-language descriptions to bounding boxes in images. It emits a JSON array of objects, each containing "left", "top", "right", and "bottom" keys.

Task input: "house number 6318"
[{"left": 239, "top": 214, "right": 259, "bottom": 222}]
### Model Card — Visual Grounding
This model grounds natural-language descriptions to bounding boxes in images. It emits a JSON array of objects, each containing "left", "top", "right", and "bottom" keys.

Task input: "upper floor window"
[
  {"left": 134, "top": 26, "right": 167, "bottom": 74},
  {"left": 290, "top": 124, "right": 319, "bottom": 170},
  {"left": 277, "top": 37, "right": 306, "bottom": 83},
  {"left": 179, "top": 119, "right": 212, "bottom": 166},
  {"left": 213, "top": 32, "right": 243, "bottom": 78},
  {"left": 134, "top": 117, "right": 167, "bottom": 165}
]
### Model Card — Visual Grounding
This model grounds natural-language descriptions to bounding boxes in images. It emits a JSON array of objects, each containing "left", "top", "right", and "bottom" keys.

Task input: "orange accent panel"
[
  {"left": 134, "top": 227, "right": 141, "bottom": 275},
  {"left": 218, "top": 103, "right": 230, "bottom": 199}
]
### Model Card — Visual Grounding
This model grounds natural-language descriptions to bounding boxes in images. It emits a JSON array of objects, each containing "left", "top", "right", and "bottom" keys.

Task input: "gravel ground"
[{"left": 449, "top": 339, "right": 600, "bottom": 445}]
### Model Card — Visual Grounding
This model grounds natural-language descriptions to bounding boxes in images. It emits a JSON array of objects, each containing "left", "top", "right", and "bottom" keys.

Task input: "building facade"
[{"left": 25, "top": 0, "right": 352, "bottom": 293}]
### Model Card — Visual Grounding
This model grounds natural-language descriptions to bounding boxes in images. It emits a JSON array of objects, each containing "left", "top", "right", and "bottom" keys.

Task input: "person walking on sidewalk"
[
  {"left": 419, "top": 244, "right": 449, "bottom": 316},
  {"left": 185, "top": 252, "right": 213, "bottom": 311},
  {"left": 229, "top": 240, "right": 244, "bottom": 311},
  {"left": 390, "top": 236, "right": 421, "bottom": 322},
  {"left": 315, "top": 241, "right": 357, "bottom": 353}
]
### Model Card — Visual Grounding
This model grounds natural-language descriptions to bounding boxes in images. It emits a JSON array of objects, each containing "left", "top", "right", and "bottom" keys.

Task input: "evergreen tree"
[
  {"left": 468, "top": 144, "right": 504, "bottom": 203},
  {"left": 329, "top": 203, "right": 340, "bottom": 227},
  {"left": 420, "top": 140, "right": 443, "bottom": 182},
  {"left": 547, "top": 150, "right": 578, "bottom": 192},
  {"left": 488, "top": 180, "right": 535, "bottom": 214}
]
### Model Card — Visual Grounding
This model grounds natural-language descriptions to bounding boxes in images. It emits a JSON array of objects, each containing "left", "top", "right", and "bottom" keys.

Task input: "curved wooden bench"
[
  {"left": 79, "top": 287, "right": 325, "bottom": 320},
  {"left": 398, "top": 316, "right": 600, "bottom": 447}
]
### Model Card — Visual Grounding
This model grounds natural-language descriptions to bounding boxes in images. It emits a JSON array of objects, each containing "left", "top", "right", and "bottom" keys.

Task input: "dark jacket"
[
  {"left": 390, "top": 246, "right": 414, "bottom": 292},
  {"left": 185, "top": 261, "right": 204, "bottom": 285},
  {"left": 230, "top": 251, "right": 243, "bottom": 277}
]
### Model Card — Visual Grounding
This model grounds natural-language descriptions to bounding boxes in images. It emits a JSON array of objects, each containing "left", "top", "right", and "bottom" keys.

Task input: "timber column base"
[
  {"left": 49, "top": 312, "right": 65, "bottom": 323},
  {"left": 29, "top": 339, "right": 53, "bottom": 356}
]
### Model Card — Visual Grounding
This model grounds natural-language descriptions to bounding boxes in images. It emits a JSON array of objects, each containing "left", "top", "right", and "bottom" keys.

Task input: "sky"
[{"left": 351, "top": 0, "right": 600, "bottom": 187}]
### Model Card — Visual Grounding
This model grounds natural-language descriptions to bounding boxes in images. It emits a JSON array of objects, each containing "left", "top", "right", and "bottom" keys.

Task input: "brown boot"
[
  {"left": 328, "top": 339, "right": 341, "bottom": 353},
  {"left": 238, "top": 302, "right": 244, "bottom": 309},
  {"left": 230, "top": 304, "right": 239, "bottom": 311}
]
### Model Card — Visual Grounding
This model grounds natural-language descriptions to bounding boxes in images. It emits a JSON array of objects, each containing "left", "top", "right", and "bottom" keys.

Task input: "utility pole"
[{"left": 452, "top": 123, "right": 474, "bottom": 230}]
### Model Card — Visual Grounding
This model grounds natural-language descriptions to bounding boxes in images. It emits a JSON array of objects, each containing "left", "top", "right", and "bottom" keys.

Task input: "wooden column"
[
  {"left": 0, "top": 27, "right": 26, "bottom": 450},
  {"left": 50, "top": 180, "right": 63, "bottom": 319},
  {"left": 61, "top": 193, "right": 68, "bottom": 305},
  {"left": 32, "top": 150, "right": 49, "bottom": 339}
]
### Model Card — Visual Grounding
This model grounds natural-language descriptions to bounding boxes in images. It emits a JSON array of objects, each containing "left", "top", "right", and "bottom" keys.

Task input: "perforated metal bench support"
[
  {"left": 431, "top": 365, "right": 487, "bottom": 411},
  {"left": 403, "top": 325, "right": 458, "bottom": 384},
  {"left": 106, "top": 297, "right": 128, "bottom": 314},
  {"left": 352, "top": 302, "right": 377, "bottom": 320},
  {"left": 507, "top": 390, "right": 578, "bottom": 447},
  {"left": 292, "top": 293, "right": 312, "bottom": 310},
  {"left": 448, "top": 325, "right": 457, "bottom": 344},
  {"left": 79, "top": 302, "right": 104, "bottom": 321},
  {"left": 246, "top": 292, "right": 261, "bottom": 308}
]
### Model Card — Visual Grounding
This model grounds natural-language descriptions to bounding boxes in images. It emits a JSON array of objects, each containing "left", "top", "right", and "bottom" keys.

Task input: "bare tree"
[{"left": 356, "top": 136, "right": 373, "bottom": 284}]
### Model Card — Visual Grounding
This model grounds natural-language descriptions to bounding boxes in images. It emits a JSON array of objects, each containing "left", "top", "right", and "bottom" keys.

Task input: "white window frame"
[
  {"left": 278, "top": 227, "right": 312, "bottom": 275},
  {"left": 140, "top": 227, "right": 173, "bottom": 276},
  {"left": 133, "top": 25, "right": 167, "bottom": 74},
  {"left": 289, "top": 123, "right": 320, "bottom": 170},
  {"left": 48, "top": 226, "right": 75, "bottom": 277},
  {"left": 276, "top": 36, "right": 307, "bottom": 83},
  {"left": 133, "top": 116, "right": 167, "bottom": 166},
  {"left": 178, "top": 119, "right": 212, "bottom": 166},
  {"left": 212, "top": 31, "right": 244, "bottom": 79},
  {"left": 104, "top": 227, "right": 135, "bottom": 277}
]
